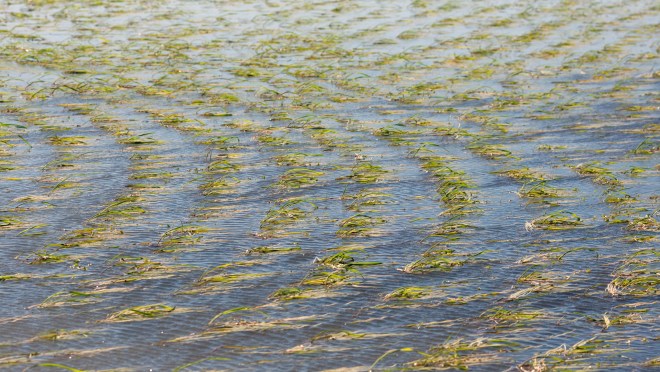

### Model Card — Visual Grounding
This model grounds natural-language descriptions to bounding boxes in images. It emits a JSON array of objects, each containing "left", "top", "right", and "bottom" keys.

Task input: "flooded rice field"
[{"left": 0, "top": 0, "right": 658, "bottom": 370}]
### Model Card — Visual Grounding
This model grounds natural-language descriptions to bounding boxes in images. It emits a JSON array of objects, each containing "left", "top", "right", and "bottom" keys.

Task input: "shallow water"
[{"left": 0, "top": 0, "right": 658, "bottom": 370}]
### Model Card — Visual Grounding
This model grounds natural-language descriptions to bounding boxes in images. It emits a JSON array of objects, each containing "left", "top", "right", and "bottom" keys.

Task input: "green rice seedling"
[
  {"left": 158, "top": 224, "right": 208, "bottom": 247},
  {"left": 467, "top": 141, "right": 513, "bottom": 159},
  {"left": 41, "top": 153, "right": 84, "bottom": 170},
  {"left": 0, "top": 160, "right": 16, "bottom": 173},
  {"left": 607, "top": 274, "right": 659, "bottom": 297},
  {"left": 587, "top": 311, "right": 646, "bottom": 330},
  {"left": 198, "top": 136, "right": 239, "bottom": 150},
  {"left": 127, "top": 183, "right": 164, "bottom": 190},
  {"left": 208, "top": 306, "right": 267, "bottom": 325},
  {"left": 431, "top": 218, "right": 476, "bottom": 237},
  {"left": 38, "top": 291, "right": 101, "bottom": 308},
  {"left": 59, "top": 103, "right": 96, "bottom": 115},
  {"left": 630, "top": 139, "right": 658, "bottom": 155},
  {"left": 344, "top": 189, "right": 392, "bottom": 212},
  {"left": 480, "top": 306, "right": 542, "bottom": 326},
  {"left": 384, "top": 286, "right": 428, "bottom": 300},
  {"left": 130, "top": 172, "right": 174, "bottom": 180},
  {"left": 270, "top": 287, "right": 307, "bottom": 301},
  {"left": 0, "top": 273, "right": 36, "bottom": 281},
  {"left": 261, "top": 198, "right": 317, "bottom": 227},
  {"left": 276, "top": 168, "right": 324, "bottom": 188},
  {"left": 199, "top": 176, "right": 240, "bottom": 196},
  {"left": 204, "top": 92, "right": 240, "bottom": 105},
  {"left": 17, "top": 224, "right": 47, "bottom": 237},
  {"left": 301, "top": 269, "right": 352, "bottom": 286},
  {"left": 311, "top": 329, "right": 369, "bottom": 343},
  {"left": 407, "top": 338, "right": 519, "bottom": 369},
  {"left": 403, "top": 249, "right": 488, "bottom": 273},
  {"left": 119, "top": 133, "right": 162, "bottom": 145},
  {"left": 29, "top": 251, "right": 69, "bottom": 264},
  {"left": 602, "top": 207, "right": 649, "bottom": 224},
  {"left": 526, "top": 210, "right": 584, "bottom": 231},
  {"left": 621, "top": 235, "right": 655, "bottom": 243},
  {"left": 494, "top": 167, "right": 549, "bottom": 182},
  {"left": 369, "top": 347, "right": 416, "bottom": 370},
  {"left": 336, "top": 214, "right": 387, "bottom": 238},
  {"left": 48, "top": 136, "right": 88, "bottom": 146},
  {"left": 0, "top": 216, "right": 21, "bottom": 228},
  {"left": 93, "top": 196, "right": 146, "bottom": 219},
  {"left": 60, "top": 227, "right": 124, "bottom": 247},
  {"left": 256, "top": 134, "right": 294, "bottom": 146},
  {"left": 516, "top": 181, "right": 571, "bottom": 199},
  {"left": 623, "top": 166, "right": 646, "bottom": 176},
  {"left": 572, "top": 162, "right": 621, "bottom": 187},
  {"left": 195, "top": 272, "right": 270, "bottom": 287},
  {"left": 433, "top": 124, "right": 471, "bottom": 137},
  {"left": 206, "top": 159, "right": 240, "bottom": 174},
  {"left": 373, "top": 126, "right": 416, "bottom": 146},
  {"left": 224, "top": 119, "right": 259, "bottom": 132},
  {"left": 537, "top": 144, "right": 567, "bottom": 151},
  {"left": 604, "top": 190, "right": 637, "bottom": 204},
  {"left": 245, "top": 245, "right": 301, "bottom": 255},
  {"left": 625, "top": 215, "right": 659, "bottom": 232},
  {"left": 273, "top": 152, "right": 312, "bottom": 166},
  {"left": 105, "top": 304, "right": 175, "bottom": 322},
  {"left": 34, "top": 329, "right": 89, "bottom": 342},
  {"left": 200, "top": 110, "right": 232, "bottom": 117},
  {"left": 341, "top": 162, "right": 388, "bottom": 184},
  {"left": 314, "top": 251, "right": 381, "bottom": 269}
]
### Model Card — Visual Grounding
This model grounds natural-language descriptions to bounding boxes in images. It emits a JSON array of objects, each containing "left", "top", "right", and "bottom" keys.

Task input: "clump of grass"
[
  {"left": 314, "top": 251, "right": 381, "bottom": 269},
  {"left": 403, "top": 248, "right": 489, "bottom": 273},
  {"left": 340, "top": 162, "right": 388, "bottom": 184},
  {"left": 516, "top": 181, "right": 571, "bottom": 199},
  {"left": 0, "top": 216, "right": 21, "bottom": 228},
  {"left": 246, "top": 245, "right": 301, "bottom": 255},
  {"left": 270, "top": 287, "right": 307, "bottom": 301},
  {"left": 119, "top": 133, "right": 162, "bottom": 145},
  {"left": 343, "top": 189, "right": 392, "bottom": 212},
  {"left": 105, "top": 304, "right": 175, "bottom": 322},
  {"left": 34, "top": 329, "right": 89, "bottom": 341},
  {"left": 256, "top": 134, "right": 294, "bottom": 146},
  {"left": 273, "top": 152, "right": 313, "bottom": 166},
  {"left": 480, "top": 306, "right": 542, "bottom": 326},
  {"left": 207, "top": 159, "right": 240, "bottom": 173},
  {"left": 494, "top": 167, "right": 549, "bottom": 182},
  {"left": 38, "top": 291, "right": 100, "bottom": 308},
  {"left": 261, "top": 198, "right": 317, "bottom": 227},
  {"left": 29, "top": 251, "right": 69, "bottom": 264},
  {"left": 48, "top": 136, "right": 88, "bottom": 146},
  {"left": 467, "top": 141, "right": 513, "bottom": 159},
  {"left": 336, "top": 214, "right": 387, "bottom": 237},
  {"left": 526, "top": 210, "right": 584, "bottom": 231},
  {"left": 276, "top": 168, "right": 324, "bottom": 188},
  {"left": 93, "top": 197, "right": 146, "bottom": 219},
  {"left": 158, "top": 224, "right": 209, "bottom": 248},
  {"left": 385, "top": 286, "right": 428, "bottom": 300},
  {"left": 199, "top": 176, "right": 240, "bottom": 196},
  {"left": 431, "top": 218, "right": 476, "bottom": 237},
  {"left": 607, "top": 249, "right": 658, "bottom": 296},
  {"left": 301, "top": 270, "right": 352, "bottom": 287},
  {"left": 196, "top": 273, "right": 270, "bottom": 287},
  {"left": 625, "top": 215, "right": 659, "bottom": 232},
  {"left": 407, "top": 338, "right": 519, "bottom": 369},
  {"left": 572, "top": 162, "right": 621, "bottom": 187}
]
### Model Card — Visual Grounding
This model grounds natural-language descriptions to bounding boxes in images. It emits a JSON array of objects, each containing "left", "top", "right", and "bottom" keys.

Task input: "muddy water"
[{"left": 0, "top": 0, "right": 658, "bottom": 370}]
